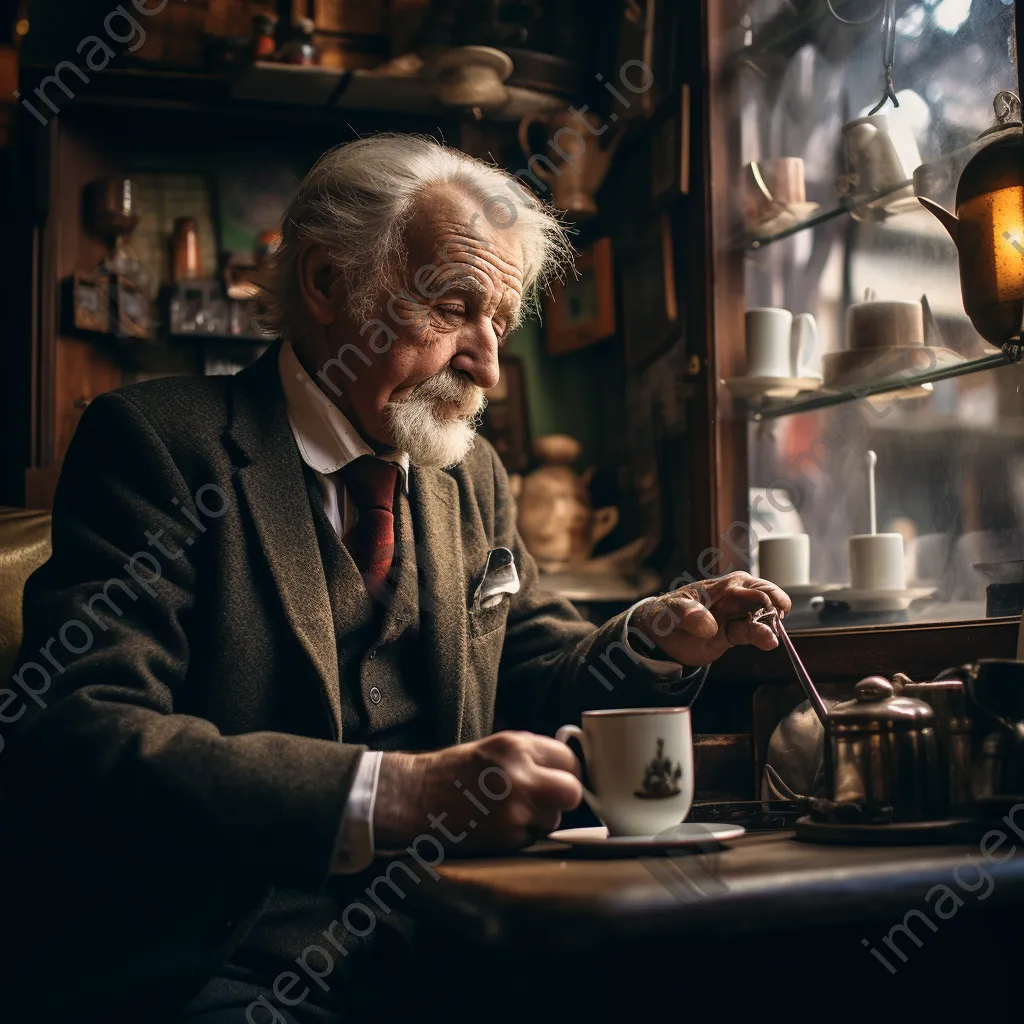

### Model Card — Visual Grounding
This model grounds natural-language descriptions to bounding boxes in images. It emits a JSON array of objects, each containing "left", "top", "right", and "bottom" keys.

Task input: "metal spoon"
[{"left": 752, "top": 607, "right": 830, "bottom": 731}]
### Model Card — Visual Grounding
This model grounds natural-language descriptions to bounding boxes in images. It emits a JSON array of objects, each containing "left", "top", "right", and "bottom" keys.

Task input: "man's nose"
[{"left": 450, "top": 325, "right": 501, "bottom": 390}]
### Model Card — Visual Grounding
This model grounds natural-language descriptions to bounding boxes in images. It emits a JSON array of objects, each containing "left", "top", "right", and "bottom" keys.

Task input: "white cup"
[
  {"left": 757, "top": 534, "right": 811, "bottom": 588},
  {"left": 849, "top": 533, "right": 906, "bottom": 591},
  {"left": 746, "top": 308, "right": 818, "bottom": 378},
  {"left": 556, "top": 707, "right": 693, "bottom": 837}
]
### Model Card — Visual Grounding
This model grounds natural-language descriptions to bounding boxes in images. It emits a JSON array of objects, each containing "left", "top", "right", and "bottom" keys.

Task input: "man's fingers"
[
  {"left": 750, "top": 578, "right": 792, "bottom": 615},
  {"left": 528, "top": 805, "right": 564, "bottom": 836},
  {"left": 526, "top": 734, "right": 582, "bottom": 777},
  {"left": 656, "top": 597, "right": 718, "bottom": 639},
  {"left": 726, "top": 587, "right": 776, "bottom": 614},
  {"left": 528, "top": 765, "right": 584, "bottom": 811},
  {"left": 724, "top": 619, "right": 779, "bottom": 650}
]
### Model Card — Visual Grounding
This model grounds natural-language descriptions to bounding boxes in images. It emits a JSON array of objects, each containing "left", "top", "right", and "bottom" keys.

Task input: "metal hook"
[
  {"left": 825, "top": 0, "right": 883, "bottom": 26},
  {"left": 866, "top": 0, "right": 899, "bottom": 115}
]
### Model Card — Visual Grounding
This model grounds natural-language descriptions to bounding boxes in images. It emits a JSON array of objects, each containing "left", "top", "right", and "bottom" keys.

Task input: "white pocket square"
[{"left": 473, "top": 547, "right": 520, "bottom": 610}]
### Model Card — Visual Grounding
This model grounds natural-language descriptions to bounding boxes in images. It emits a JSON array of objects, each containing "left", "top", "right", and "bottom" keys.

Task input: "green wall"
[{"left": 505, "top": 317, "right": 619, "bottom": 471}]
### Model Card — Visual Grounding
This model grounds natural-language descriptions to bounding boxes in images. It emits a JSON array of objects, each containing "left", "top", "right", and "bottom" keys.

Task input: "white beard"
[{"left": 384, "top": 371, "right": 487, "bottom": 469}]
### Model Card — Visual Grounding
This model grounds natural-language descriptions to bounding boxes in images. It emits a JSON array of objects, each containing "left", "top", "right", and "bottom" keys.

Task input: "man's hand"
[
  {"left": 374, "top": 731, "right": 582, "bottom": 852},
  {"left": 633, "top": 571, "right": 791, "bottom": 667}
]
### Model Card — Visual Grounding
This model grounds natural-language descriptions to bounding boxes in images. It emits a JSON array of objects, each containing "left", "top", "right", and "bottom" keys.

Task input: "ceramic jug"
[
  {"left": 836, "top": 114, "right": 921, "bottom": 220},
  {"left": 518, "top": 110, "right": 624, "bottom": 219}
]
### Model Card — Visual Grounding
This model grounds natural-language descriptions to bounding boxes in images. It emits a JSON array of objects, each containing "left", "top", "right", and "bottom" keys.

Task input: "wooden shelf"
[
  {"left": 168, "top": 333, "right": 266, "bottom": 345},
  {"left": 229, "top": 62, "right": 451, "bottom": 117},
  {"left": 229, "top": 60, "right": 566, "bottom": 120}
]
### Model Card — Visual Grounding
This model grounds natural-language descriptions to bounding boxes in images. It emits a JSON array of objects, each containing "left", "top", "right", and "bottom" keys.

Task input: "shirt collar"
[{"left": 278, "top": 341, "right": 410, "bottom": 490}]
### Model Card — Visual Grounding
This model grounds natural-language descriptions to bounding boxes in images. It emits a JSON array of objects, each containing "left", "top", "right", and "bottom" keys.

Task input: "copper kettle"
[{"left": 914, "top": 91, "right": 1024, "bottom": 348}]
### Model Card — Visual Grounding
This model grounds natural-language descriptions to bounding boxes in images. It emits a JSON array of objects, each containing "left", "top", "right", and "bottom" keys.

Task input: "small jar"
[{"left": 171, "top": 217, "right": 200, "bottom": 283}]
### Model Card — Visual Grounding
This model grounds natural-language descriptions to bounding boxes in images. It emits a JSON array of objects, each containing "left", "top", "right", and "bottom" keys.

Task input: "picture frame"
[
  {"left": 614, "top": 0, "right": 655, "bottom": 121},
  {"left": 71, "top": 272, "right": 111, "bottom": 334},
  {"left": 615, "top": 0, "right": 679, "bottom": 119},
  {"left": 479, "top": 356, "right": 531, "bottom": 474},
  {"left": 112, "top": 273, "right": 152, "bottom": 340},
  {"left": 543, "top": 238, "right": 616, "bottom": 356},
  {"left": 620, "top": 212, "right": 679, "bottom": 370}
]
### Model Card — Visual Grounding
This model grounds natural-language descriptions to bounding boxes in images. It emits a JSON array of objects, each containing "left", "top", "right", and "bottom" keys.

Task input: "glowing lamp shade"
[
  {"left": 955, "top": 136, "right": 1024, "bottom": 344},
  {"left": 919, "top": 131, "right": 1024, "bottom": 346}
]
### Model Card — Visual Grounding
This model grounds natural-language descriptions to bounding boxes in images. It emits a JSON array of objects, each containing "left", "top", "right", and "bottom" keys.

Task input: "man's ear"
[{"left": 297, "top": 242, "right": 338, "bottom": 326}]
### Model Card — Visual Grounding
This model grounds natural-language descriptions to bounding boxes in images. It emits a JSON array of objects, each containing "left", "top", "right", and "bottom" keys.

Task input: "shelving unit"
[
  {"left": 750, "top": 349, "right": 1015, "bottom": 420},
  {"left": 744, "top": 179, "right": 915, "bottom": 250}
]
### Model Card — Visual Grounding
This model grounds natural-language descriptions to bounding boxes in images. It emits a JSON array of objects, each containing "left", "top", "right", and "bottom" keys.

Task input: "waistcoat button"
[{"left": 369, "top": 686, "right": 382, "bottom": 705}]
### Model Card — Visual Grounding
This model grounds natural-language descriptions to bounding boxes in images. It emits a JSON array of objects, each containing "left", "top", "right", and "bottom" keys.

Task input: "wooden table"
[{"left": 404, "top": 830, "right": 1024, "bottom": 1019}]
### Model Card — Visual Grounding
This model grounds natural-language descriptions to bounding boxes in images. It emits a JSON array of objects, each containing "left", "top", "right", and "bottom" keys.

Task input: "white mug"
[
  {"left": 555, "top": 707, "right": 693, "bottom": 837},
  {"left": 849, "top": 533, "right": 906, "bottom": 591},
  {"left": 746, "top": 308, "right": 819, "bottom": 378},
  {"left": 840, "top": 114, "right": 921, "bottom": 196},
  {"left": 757, "top": 534, "right": 811, "bottom": 588}
]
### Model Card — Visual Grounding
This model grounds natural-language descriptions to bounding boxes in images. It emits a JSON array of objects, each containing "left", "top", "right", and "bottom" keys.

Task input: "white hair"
[{"left": 257, "top": 133, "right": 574, "bottom": 336}]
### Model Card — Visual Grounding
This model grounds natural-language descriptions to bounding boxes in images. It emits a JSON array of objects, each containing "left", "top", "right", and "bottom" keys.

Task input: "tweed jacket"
[{"left": 0, "top": 342, "right": 684, "bottom": 1018}]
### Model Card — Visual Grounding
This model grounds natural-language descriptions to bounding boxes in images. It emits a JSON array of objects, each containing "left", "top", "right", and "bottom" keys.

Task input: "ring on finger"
[{"left": 722, "top": 618, "right": 741, "bottom": 647}]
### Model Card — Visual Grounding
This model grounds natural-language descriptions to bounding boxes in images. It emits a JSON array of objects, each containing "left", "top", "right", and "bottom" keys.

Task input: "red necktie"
[{"left": 338, "top": 456, "right": 399, "bottom": 589}]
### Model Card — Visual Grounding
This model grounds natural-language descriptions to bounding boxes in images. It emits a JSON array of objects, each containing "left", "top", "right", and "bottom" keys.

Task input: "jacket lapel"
[
  {"left": 225, "top": 344, "right": 342, "bottom": 739},
  {"left": 410, "top": 467, "right": 470, "bottom": 744}
]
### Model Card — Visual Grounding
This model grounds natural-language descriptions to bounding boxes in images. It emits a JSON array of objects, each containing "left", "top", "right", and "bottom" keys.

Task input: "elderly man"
[{"left": 2, "top": 135, "right": 788, "bottom": 1022}]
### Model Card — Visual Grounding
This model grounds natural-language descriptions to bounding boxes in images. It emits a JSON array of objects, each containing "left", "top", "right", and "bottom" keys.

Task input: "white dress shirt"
[
  {"left": 279, "top": 341, "right": 408, "bottom": 875},
  {"left": 278, "top": 341, "right": 704, "bottom": 872}
]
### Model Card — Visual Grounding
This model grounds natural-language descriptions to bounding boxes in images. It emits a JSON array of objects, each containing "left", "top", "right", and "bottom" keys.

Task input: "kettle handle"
[
  {"left": 963, "top": 663, "right": 1024, "bottom": 743},
  {"left": 518, "top": 115, "right": 557, "bottom": 184},
  {"left": 747, "top": 160, "right": 777, "bottom": 205}
]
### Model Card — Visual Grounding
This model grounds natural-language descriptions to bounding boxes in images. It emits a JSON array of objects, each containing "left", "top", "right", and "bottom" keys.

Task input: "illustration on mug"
[{"left": 634, "top": 738, "right": 683, "bottom": 799}]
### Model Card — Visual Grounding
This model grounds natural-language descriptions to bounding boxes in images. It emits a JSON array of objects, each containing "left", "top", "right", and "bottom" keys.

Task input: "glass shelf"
[
  {"left": 744, "top": 180, "right": 916, "bottom": 250},
  {"left": 750, "top": 349, "right": 1015, "bottom": 421}
]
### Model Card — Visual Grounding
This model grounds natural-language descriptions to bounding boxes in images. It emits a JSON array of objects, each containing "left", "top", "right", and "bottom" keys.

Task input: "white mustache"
[
  {"left": 407, "top": 370, "right": 486, "bottom": 419},
  {"left": 383, "top": 369, "right": 487, "bottom": 469}
]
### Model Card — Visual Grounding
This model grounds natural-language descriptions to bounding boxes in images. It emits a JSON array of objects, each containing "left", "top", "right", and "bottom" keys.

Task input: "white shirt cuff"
[
  {"left": 330, "top": 750, "right": 382, "bottom": 874},
  {"left": 622, "top": 596, "right": 709, "bottom": 698}
]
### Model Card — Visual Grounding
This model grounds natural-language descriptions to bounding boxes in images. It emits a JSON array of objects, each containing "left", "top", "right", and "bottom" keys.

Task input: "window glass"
[{"left": 733, "top": 0, "right": 1020, "bottom": 628}]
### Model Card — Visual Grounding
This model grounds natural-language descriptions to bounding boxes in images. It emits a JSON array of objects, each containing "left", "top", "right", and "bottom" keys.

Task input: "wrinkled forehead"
[{"left": 404, "top": 184, "right": 526, "bottom": 296}]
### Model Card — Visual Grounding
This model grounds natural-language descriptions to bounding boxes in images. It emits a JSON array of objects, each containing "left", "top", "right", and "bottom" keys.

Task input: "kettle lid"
[{"left": 828, "top": 676, "right": 935, "bottom": 725}]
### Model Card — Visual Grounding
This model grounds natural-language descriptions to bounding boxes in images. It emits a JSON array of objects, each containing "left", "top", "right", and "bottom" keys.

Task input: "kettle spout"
[{"left": 917, "top": 195, "right": 960, "bottom": 242}]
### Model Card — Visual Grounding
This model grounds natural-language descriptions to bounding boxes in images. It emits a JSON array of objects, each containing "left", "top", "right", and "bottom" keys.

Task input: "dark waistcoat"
[
  {"left": 308, "top": 471, "right": 436, "bottom": 753},
  {"left": 232, "top": 471, "right": 435, "bottom": 999}
]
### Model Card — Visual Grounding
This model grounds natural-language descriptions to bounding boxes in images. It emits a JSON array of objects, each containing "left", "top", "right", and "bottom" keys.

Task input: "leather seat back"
[{"left": 0, "top": 508, "right": 52, "bottom": 682}]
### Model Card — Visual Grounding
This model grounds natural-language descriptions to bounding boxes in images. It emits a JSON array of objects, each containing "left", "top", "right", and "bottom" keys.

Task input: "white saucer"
[
  {"left": 723, "top": 375, "right": 823, "bottom": 401},
  {"left": 548, "top": 823, "right": 746, "bottom": 851},
  {"left": 827, "top": 585, "right": 936, "bottom": 612}
]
